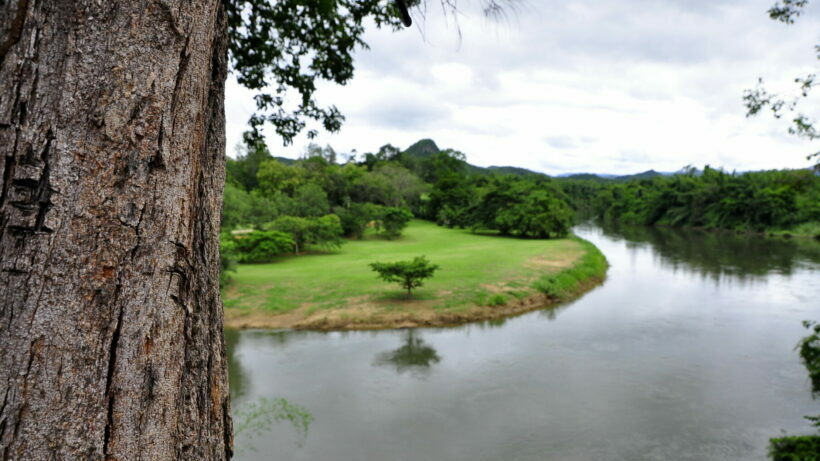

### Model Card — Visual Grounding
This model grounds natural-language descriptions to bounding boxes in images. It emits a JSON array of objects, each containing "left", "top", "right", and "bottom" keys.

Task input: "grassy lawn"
[{"left": 223, "top": 220, "right": 601, "bottom": 329}]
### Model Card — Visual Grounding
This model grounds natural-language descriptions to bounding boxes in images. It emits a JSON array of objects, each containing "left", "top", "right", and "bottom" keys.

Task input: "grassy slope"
[{"left": 223, "top": 220, "right": 604, "bottom": 329}]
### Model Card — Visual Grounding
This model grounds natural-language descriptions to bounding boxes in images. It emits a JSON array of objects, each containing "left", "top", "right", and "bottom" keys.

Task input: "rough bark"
[{"left": 0, "top": 1, "right": 232, "bottom": 459}]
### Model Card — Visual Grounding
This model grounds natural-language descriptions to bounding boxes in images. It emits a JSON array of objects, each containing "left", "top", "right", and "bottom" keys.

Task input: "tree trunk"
[{"left": 0, "top": 1, "right": 232, "bottom": 460}]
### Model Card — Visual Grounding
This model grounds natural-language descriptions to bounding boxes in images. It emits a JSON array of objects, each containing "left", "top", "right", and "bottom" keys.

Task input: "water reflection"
[
  {"left": 227, "top": 224, "right": 820, "bottom": 461},
  {"left": 595, "top": 221, "right": 820, "bottom": 284},
  {"left": 373, "top": 329, "right": 441, "bottom": 375}
]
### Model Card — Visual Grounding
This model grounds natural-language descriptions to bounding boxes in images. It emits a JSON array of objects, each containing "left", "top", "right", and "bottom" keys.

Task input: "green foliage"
[
  {"left": 233, "top": 397, "right": 314, "bottom": 452},
  {"left": 267, "top": 216, "right": 314, "bottom": 254},
  {"left": 312, "top": 214, "right": 345, "bottom": 250},
  {"left": 226, "top": 0, "right": 403, "bottom": 144},
  {"left": 487, "top": 293, "right": 507, "bottom": 307},
  {"left": 226, "top": 136, "right": 273, "bottom": 191},
  {"left": 290, "top": 183, "right": 330, "bottom": 217},
  {"left": 769, "top": 321, "right": 820, "bottom": 460},
  {"left": 266, "top": 215, "right": 344, "bottom": 254},
  {"left": 769, "top": 436, "right": 820, "bottom": 460},
  {"left": 799, "top": 321, "right": 820, "bottom": 407},
  {"left": 222, "top": 183, "right": 279, "bottom": 229},
  {"left": 334, "top": 202, "right": 381, "bottom": 238},
  {"left": 219, "top": 233, "right": 239, "bottom": 287},
  {"left": 532, "top": 239, "right": 608, "bottom": 300},
  {"left": 573, "top": 167, "right": 820, "bottom": 234},
  {"left": 232, "top": 230, "right": 295, "bottom": 263},
  {"left": 744, "top": 0, "right": 818, "bottom": 165},
  {"left": 380, "top": 206, "right": 413, "bottom": 239},
  {"left": 464, "top": 176, "right": 574, "bottom": 238},
  {"left": 256, "top": 159, "right": 305, "bottom": 197},
  {"left": 370, "top": 256, "right": 439, "bottom": 296}
]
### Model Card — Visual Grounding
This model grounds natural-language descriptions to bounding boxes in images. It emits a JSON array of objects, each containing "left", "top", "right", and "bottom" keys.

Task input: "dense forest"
[
  {"left": 221, "top": 137, "right": 820, "bottom": 284},
  {"left": 560, "top": 166, "right": 820, "bottom": 237},
  {"left": 220, "top": 138, "right": 576, "bottom": 280}
]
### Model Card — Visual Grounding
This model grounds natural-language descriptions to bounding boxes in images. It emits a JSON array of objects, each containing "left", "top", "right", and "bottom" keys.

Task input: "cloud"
[{"left": 225, "top": 0, "right": 820, "bottom": 174}]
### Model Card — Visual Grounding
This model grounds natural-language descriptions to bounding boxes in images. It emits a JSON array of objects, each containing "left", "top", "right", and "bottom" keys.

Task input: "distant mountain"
[
  {"left": 403, "top": 139, "right": 441, "bottom": 159},
  {"left": 558, "top": 170, "right": 672, "bottom": 182},
  {"left": 273, "top": 156, "right": 296, "bottom": 165},
  {"left": 613, "top": 169, "right": 668, "bottom": 181},
  {"left": 560, "top": 173, "right": 609, "bottom": 182},
  {"left": 276, "top": 138, "right": 677, "bottom": 182},
  {"left": 402, "top": 139, "right": 547, "bottom": 178},
  {"left": 485, "top": 166, "right": 545, "bottom": 177}
]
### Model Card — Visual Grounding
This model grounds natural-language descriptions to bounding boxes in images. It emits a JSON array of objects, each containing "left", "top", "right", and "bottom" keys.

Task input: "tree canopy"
[
  {"left": 226, "top": 0, "right": 405, "bottom": 144},
  {"left": 744, "top": 0, "right": 818, "bottom": 165},
  {"left": 370, "top": 256, "right": 439, "bottom": 296}
]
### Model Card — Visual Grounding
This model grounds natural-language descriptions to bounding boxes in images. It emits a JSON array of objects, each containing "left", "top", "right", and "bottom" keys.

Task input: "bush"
[
  {"left": 488, "top": 293, "right": 507, "bottom": 307},
  {"left": 769, "top": 436, "right": 820, "bottom": 461},
  {"left": 267, "top": 215, "right": 344, "bottom": 254},
  {"left": 219, "top": 233, "right": 239, "bottom": 287},
  {"left": 232, "top": 230, "right": 294, "bottom": 263},
  {"left": 370, "top": 256, "right": 439, "bottom": 296},
  {"left": 532, "top": 238, "right": 608, "bottom": 300},
  {"left": 380, "top": 207, "right": 413, "bottom": 239},
  {"left": 312, "top": 214, "right": 344, "bottom": 250},
  {"left": 334, "top": 203, "right": 382, "bottom": 238}
]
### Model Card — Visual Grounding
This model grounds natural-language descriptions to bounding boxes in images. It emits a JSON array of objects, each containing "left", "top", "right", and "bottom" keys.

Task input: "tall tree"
[
  {"left": 0, "top": 1, "right": 232, "bottom": 460},
  {"left": 0, "top": 0, "right": 508, "bottom": 458}
]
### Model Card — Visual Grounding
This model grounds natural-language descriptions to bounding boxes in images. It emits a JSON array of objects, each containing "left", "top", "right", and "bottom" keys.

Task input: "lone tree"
[{"left": 370, "top": 256, "right": 439, "bottom": 296}]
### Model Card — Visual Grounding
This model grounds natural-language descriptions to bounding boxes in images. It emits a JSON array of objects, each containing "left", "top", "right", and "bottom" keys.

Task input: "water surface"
[{"left": 228, "top": 224, "right": 820, "bottom": 460}]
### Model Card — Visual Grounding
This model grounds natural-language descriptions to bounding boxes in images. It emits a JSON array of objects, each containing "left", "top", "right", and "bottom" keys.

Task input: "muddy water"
[{"left": 227, "top": 224, "right": 820, "bottom": 460}]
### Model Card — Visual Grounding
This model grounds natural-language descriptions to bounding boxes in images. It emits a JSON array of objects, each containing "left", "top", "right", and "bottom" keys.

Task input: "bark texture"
[{"left": 0, "top": 1, "right": 232, "bottom": 459}]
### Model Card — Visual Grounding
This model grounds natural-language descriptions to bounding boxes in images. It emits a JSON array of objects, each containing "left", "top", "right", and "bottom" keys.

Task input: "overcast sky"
[{"left": 225, "top": 0, "right": 819, "bottom": 175}]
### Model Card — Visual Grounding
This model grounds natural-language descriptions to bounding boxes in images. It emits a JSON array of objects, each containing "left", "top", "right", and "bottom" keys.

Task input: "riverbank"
[{"left": 222, "top": 221, "right": 608, "bottom": 330}]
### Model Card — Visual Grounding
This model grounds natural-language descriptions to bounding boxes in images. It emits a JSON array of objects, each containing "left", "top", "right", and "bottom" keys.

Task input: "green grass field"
[{"left": 223, "top": 220, "right": 595, "bottom": 327}]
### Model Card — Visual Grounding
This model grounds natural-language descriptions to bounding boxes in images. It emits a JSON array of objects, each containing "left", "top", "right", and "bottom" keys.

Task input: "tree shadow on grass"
[{"left": 372, "top": 290, "right": 437, "bottom": 302}]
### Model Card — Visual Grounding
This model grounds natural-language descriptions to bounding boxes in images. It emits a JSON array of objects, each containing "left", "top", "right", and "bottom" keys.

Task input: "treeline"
[
  {"left": 220, "top": 139, "right": 576, "bottom": 278},
  {"left": 559, "top": 167, "right": 820, "bottom": 236}
]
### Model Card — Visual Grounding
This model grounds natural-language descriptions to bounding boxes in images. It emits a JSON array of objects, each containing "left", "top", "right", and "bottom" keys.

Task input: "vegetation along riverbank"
[{"left": 222, "top": 220, "right": 607, "bottom": 330}]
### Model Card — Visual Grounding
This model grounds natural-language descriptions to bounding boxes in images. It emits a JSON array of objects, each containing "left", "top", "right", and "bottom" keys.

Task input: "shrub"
[
  {"left": 232, "top": 230, "right": 294, "bottom": 263},
  {"left": 380, "top": 207, "right": 413, "bottom": 239},
  {"left": 531, "top": 238, "right": 608, "bottom": 300},
  {"left": 219, "top": 233, "right": 239, "bottom": 286},
  {"left": 488, "top": 293, "right": 507, "bottom": 307},
  {"left": 370, "top": 256, "right": 439, "bottom": 296},
  {"left": 267, "top": 215, "right": 344, "bottom": 254},
  {"left": 769, "top": 436, "right": 820, "bottom": 461}
]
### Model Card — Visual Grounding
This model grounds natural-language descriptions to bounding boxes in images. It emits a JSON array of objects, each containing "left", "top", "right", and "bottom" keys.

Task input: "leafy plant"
[
  {"left": 219, "top": 233, "right": 239, "bottom": 287},
  {"left": 380, "top": 206, "right": 413, "bottom": 239},
  {"left": 232, "top": 230, "right": 295, "bottom": 263},
  {"left": 769, "top": 321, "right": 820, "bottom": 459},
  {"left": 233, "top": 397, "right": 314, "bottom": 453},
  {"left": 487, "top": 293, "right": 507, "bottom": 307},
  {"left": 370, "top": 256, "right": 439, "bottom": 296}
]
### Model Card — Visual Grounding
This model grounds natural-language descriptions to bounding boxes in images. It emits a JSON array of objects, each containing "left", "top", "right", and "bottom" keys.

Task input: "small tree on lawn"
[
  {"left": 370, "top": 256, "right": 439, "bottom": 297},
  {"left": 380, "top": 207, "right": 413, "bottom": 239}
]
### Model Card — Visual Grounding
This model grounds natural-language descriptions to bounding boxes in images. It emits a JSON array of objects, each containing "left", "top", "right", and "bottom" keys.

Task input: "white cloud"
[{"left": 225, "top": 0, "right": 819, "bottom": 175}]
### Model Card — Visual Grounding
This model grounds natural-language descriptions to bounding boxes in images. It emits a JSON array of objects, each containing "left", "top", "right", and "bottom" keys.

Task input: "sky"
[{"left": 224, "top": 0, "right": 819, "bottom": 175}]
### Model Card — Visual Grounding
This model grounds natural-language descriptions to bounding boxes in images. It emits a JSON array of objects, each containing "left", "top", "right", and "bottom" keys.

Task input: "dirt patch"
[
  {"left": 223, "top": 274, "right": 606, "bottom": 331},
  {"left": 523, "top": 247, "right": 582, "bottom": 272}
]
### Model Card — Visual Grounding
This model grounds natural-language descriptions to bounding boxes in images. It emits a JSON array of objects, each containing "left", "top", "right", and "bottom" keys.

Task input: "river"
[{"left": 226, "top": 223, "right": 820, "bottom": 460}]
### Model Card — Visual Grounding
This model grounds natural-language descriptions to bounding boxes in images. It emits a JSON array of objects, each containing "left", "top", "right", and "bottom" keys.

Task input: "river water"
[{"left": 226, "top": 224, "right": 820, "bottom": 460}]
